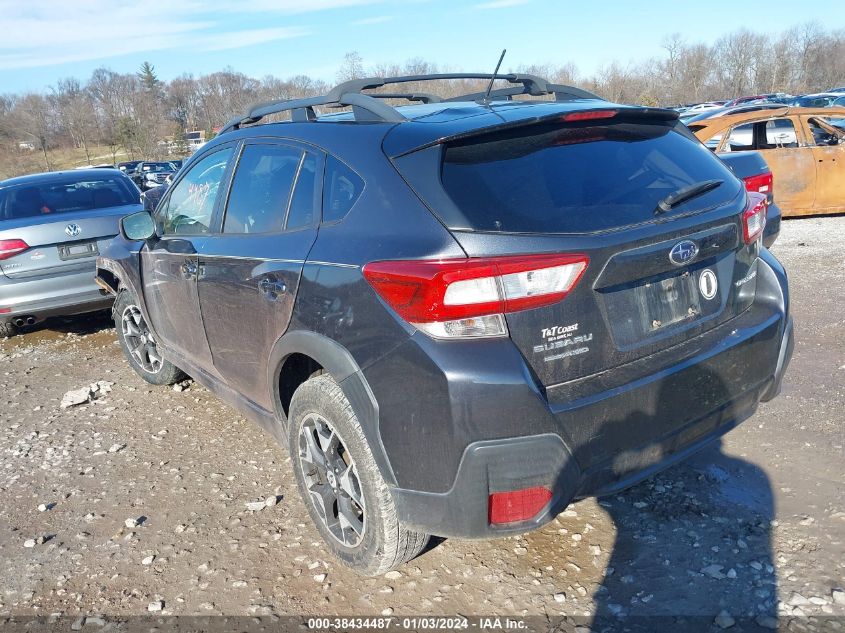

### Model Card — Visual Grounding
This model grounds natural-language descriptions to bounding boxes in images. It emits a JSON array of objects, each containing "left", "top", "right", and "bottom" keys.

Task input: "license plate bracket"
[
  {"left": 58, "top": 240, "right": 99, "bottom": 261},
  {"left": 640, "top": 272, "right": 701, "bottom": 332},
  {"left": 602, "top": 269, "right": 711, "bottom": 347}
]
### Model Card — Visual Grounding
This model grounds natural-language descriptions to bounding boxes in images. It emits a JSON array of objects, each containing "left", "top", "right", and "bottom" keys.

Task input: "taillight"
[
  {"left": 743, "top": 192, "right": 767, "bottom": 244},
  {"left": 489, "top": 487, "right": 553, "bottom": 525},
  {"left": 362, "top": 254, "right": 589, "bottom": 339},
  {"left": 743, "top": 172, "right": 773, "bottom": 196},
  {"left": 0, "top": 239, "right": 29, "bottom": 261}
]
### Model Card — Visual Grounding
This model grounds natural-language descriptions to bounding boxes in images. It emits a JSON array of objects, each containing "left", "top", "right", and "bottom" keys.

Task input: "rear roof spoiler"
[{"left": 382, "top": 105, "right": 680, "bottom": 158}]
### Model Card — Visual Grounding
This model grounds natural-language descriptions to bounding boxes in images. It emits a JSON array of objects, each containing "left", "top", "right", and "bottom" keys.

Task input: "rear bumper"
[
  {"left": 393, "top": 415, "right": 749, "bottom": 539},
  {"left": 0, "top": 266, "right": 112, "bottom": 323},
  {"left": 377, "top": 251, "right": 792, "bottom": 538},
  {"left": 392, "top": 313, "right": 792, "bottom": 538}
]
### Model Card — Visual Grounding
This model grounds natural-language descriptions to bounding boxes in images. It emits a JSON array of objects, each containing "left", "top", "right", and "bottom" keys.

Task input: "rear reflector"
[
  {"left": 0, "top": 239, "right": 29, "bottom": 261},
  {"left": 743, "top": 172, "right": 773, "bottom": 196},
  {"left": 489, "top": 487, "right": 553, "bottom": 525},
  {"left": 362, "top": 254, "right": 588, "bottom": 339},
  {"left": 743, "top": 192, "right": 767, "bottom": 244},
  {"left": 562, "top": 109, "right": 618, "bottom": 122}
]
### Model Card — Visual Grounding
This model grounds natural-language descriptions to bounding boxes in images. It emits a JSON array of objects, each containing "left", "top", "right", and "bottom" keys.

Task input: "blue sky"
[{"left": 1, "top": 0, "right": 843, "bottom": 93}]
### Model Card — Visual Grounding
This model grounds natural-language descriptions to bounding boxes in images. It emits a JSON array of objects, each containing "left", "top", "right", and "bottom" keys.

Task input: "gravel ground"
[{"left": 1, "top": 217, "right": 843, "bottom": 628}]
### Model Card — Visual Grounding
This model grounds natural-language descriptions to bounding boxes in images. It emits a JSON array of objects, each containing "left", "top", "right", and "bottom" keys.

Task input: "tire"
[
  {"left": 114, "top": 290, "right": 185, "bottom": 386},
  {"left": 288, "top": 374, "right": 429, "bottom": 576},
  {"left": 0, "top": 321, "right": 17, "bottom": 338}
]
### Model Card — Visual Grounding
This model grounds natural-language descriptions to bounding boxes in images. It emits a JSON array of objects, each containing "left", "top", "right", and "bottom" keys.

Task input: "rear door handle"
[
  {"left": 259, "top": 277, "right": 286, "bottom": 299},
  {"left": 180, "top": 261, "right": 197, "bottom": 278}
]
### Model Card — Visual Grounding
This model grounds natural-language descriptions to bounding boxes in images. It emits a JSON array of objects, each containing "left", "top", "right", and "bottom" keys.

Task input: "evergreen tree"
[{"left": 138, "top": 62, "right": 161, "bottom": 94}]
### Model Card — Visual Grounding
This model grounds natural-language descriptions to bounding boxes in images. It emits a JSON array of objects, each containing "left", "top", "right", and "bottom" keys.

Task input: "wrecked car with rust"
[{"left": 690, "top": 107, "right": 845, "bottom": 216}]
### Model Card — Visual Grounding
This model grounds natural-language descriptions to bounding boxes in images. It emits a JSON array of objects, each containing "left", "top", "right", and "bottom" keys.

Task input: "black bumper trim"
[
  {"left": 392, "top": 434, "right": 580, "bottom": 539},
  {"left": 761, "top": 316, "right": 793, "bottom": 402},
  {"left": 391, "top": 400, "right": 755, "bottom": 539}
]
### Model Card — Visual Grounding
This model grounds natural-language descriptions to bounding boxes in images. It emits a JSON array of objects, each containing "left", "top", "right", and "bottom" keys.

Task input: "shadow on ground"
[
  {"left": 5, "top": 310, "right": 113, "bottom": 344},
  {"left": 591, "top": 439, "right": 777, "bottom": 631}
]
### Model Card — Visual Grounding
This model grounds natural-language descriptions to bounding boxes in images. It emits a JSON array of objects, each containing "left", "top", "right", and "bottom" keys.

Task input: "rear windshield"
[
  {"left": 0, "top": 176, "right": 138, "bottom": 221},
  {"left": 440, "top": 119, "right": 741, "bottom": 233}
]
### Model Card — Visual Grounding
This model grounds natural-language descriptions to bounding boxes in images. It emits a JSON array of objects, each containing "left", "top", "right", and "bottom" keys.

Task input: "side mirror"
[{"left": 121, "top": 211, "right": 156, "bottom": 241}]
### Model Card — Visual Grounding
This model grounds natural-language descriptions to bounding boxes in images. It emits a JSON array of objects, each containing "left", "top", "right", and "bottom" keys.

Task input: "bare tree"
[
  {"left": 2, "top": 23, "right": 845, "bottom": 179},
  {"left": 52, "top": 78, "right": 96, "bottom": 164},
  {"left": 338, "top": 51, "right": 365, "bottom": 82},
  {"left": 12, "top": 94, "right": 56, "bottom": 171}
]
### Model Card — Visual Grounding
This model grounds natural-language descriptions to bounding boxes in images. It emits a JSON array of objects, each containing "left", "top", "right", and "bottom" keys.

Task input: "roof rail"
[
  {"left": 328, "top": 72, "right": 548, "bottom": 96},
  {"left": 218, "top": 92, "right": 406, "bottom": 134},
  {"left": 218, "top": 73, "right": 603, "bottom": 134},
  {"left": 445, "top": 83, "right": 602, "bottom": 103},
  {"left": 368, "top": 92, "right": 442, "bottom": 104}
]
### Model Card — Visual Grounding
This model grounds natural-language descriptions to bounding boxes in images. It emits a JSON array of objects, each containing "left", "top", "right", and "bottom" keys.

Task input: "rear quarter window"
[
  {"left": 322, "top": 155, "right": 364, "bottom": 224},
  {"left": 439, "top": 119, "right": 741, "bottom": 234}
]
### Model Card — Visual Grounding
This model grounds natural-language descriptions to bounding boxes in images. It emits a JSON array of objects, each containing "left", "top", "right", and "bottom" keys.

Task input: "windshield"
[
  {"left": 0, "top": 176, "right": 138, "bottom": 220},
  {"left": 143, "top": 163, "right": 172, "bottom": 173},
  {"left": 439, "top": 119, "right": 741, "bottom": 233}
]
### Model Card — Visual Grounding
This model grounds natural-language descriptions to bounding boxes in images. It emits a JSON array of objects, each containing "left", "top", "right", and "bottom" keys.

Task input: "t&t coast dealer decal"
[{"left": 533, "top": 322, "right": 593, "bottom": 363}]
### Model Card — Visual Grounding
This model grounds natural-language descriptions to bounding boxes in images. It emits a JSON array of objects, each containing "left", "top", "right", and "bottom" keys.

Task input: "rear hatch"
[
  {"left": 0, "top": 173, "right": 141, "bottom": 280},
  {"left": 390, "top": 108, "right": 760, "bottom": 392}
]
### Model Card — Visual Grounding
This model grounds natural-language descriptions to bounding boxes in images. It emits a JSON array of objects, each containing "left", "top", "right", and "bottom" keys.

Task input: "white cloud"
[
  {"left": 473, "top": 0, "right": 529, "bottom": 8},
  {"left": 0, "top": 0, "right": 375, "bottom": 70},
  {"left": 352, "top": 15, "right": 395, "bottom": 26},
  {"left": 196, "top": 27, "right": 310, "bottom": 52}
]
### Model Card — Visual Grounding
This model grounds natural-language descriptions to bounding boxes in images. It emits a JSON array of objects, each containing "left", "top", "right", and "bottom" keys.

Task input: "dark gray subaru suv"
[{"left": 96, "top": 74, "right": 793, "bottom": 575}]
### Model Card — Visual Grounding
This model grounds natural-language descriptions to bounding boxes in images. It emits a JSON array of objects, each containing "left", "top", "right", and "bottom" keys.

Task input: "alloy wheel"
[
  {"left": 121, "top": 305, "right": 162, "bottom": 374},
  {"left": 298, "top": 413, "right": 366, "bottom": 548}
]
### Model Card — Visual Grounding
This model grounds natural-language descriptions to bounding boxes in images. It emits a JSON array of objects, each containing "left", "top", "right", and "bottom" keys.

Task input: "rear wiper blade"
[{"left": 654, "top": 179, "right": 724, "bottom": 214}]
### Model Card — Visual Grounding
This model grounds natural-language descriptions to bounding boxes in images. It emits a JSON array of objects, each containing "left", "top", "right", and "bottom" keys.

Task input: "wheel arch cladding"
[
  {"left": 96, "top": 242, "right": 157, "bottom": 337},
  {"left": 268, "top": 330, "right": 397, "bottom": 486}
]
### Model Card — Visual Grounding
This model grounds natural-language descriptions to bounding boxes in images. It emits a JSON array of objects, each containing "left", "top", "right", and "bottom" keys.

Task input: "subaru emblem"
[
  {"left": 669, "top": 240, "right": 698, "bottom": 266},
  {"left": 65, "top": 223, "right": 81, "bottom": 238}
]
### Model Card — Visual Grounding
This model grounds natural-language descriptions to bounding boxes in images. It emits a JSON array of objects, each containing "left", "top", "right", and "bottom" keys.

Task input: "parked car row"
[
  {"left": 117, "top": 160, "right": 180, "bottom": 190},
  {"left": 674, "top": 93, "right": 796, "bottom": 117},
  {"left": 788, "top": 92, "right": 845, "bottom": 108},
  {"left": 0, "top": 72, "right": 799, "bottom": 576},
  {"left": 677, "top": 89, "right": 845, "bottom": 120}
]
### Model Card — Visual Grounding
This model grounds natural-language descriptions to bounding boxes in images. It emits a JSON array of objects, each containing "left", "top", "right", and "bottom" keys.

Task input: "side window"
[
  {"left": 763, "top": 119, "right": 797, "bottom": 148},
  {"left": 322, "top": 155, "right": 364, "bottom": 224},
  {"left": 725, "top": 123, "right": 754, "bottom": 151},
  {"left": 807, "top": 118, "right": 844, "bottom": 147},
  {"left": 223, "top": 144, "right": 302, "bottom": 234},
  {"left": 726, "top": 119, "right": 797, "bottom": 152},
  {"left": 285, "top": 152, "right": 318, "bottom": 230},
  {"left": 161, "top": 148, "right": 233, "bottom": 235}
]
